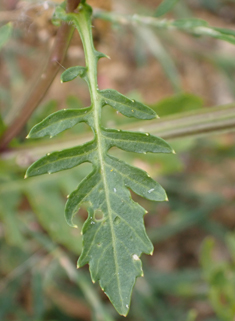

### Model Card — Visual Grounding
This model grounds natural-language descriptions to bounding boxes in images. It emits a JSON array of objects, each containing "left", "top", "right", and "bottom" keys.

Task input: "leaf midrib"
[
  {"left": 94, "top": 103, "right": 124, "bottom": 308},
  {"left": 80, "top": 6, "right": 124, "bottom": 310}
]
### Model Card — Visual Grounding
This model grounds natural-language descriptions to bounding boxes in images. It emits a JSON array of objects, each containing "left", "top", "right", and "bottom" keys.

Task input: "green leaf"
[
  {"left": 66, "top": 155, "right": 167, "bottom": 227},
  {"left": 172, "top": 18, "right": 208, "bottom": 29},
  {"left": 211, "top": 32, "right": 235, "bottom": 45},
  {"left": 95, "top": 50, "right": 110, "bottom": 60},
  {"left": 173, "top": 20, "right": 235, "bottom": 45},
  {"left": 171, "top": 19, "right": 235, "bottom": 45},
  {"left": 213, "top": 27, "right": 235, "bottom": 38},
  {"left": 27, "top": 107, "right": 92, "bottom": 138},
  {"left": 26, "top": 3, "right": 173, "bottom": 316},
  {"left": 61, "top": 66, "right": 87, "bottom": 82},
  {"left": 26, "top": 140, "right": 96, "bottom": 176},
  {"left": 66, "top": 164, "right": 153, "bottom": 315},
  {"left": 155, "top": 0, "right": 179, "bottom": 17},
  {"left": 102, "top": 129, "right": 173, "bottom": 154},
  {"left": 100, "top": 89, "right": 157, "bottom": 120},
  {"left": 0, "top": 23, "right": 13, "bottom": 50},
  {"left": 105, "top": 156, "right": 168, "bottom": 202}
]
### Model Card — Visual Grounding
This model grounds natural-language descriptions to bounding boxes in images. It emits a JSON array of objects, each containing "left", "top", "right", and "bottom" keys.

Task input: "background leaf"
[
  {"left": 155, "top": 0, "right": 179, "bottom": 17},
  {"left": 0, "top": 23, "right": 12, "bottom": 50}
]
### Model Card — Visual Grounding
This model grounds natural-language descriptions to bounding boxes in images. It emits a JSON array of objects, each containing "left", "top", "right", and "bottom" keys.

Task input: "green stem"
[{"left": 70, "top": 5, "right": 104, "bottom": 170}]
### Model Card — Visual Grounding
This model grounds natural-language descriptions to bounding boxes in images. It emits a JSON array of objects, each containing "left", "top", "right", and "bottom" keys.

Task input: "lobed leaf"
[
  {"left": 26, "top": 2, "right": 173, "bottom": 316},
  {"left": 68, "top": 163, "right": 153, "bottom": 316},
  {"left": 27, "top": 107, "right": 92, "bottom": 138},
  {"left": 100, "top": 89, "right": 157, "bottom": 120}
]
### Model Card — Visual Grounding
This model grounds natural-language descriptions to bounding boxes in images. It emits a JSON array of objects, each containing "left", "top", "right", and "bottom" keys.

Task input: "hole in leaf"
[
  {"left": 94, "top": 209, "right": 104, "bottom": 221},
  {"left": 71, "top": 200, "right": 91, "bottom": 225}
]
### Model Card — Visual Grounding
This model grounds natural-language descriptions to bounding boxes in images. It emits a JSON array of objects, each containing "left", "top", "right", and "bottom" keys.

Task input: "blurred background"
[{"left": 1, "top": 0, "right": 235, "bottom": 320}]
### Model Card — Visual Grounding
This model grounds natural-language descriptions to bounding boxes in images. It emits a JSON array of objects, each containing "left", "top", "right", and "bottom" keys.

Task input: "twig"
[{"left": 0, "top": 0, "right": 81, "bottom": 152}]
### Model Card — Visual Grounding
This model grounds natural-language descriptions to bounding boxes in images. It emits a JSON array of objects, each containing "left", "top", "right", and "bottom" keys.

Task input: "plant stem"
[{"left": 0, "top": 0, "right": 80, "bottom": 152}]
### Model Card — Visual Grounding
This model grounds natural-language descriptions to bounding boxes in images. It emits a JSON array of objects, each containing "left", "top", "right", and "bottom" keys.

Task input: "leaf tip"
[
  {"left": 165, "top": 195, "right": 169, "bottom": 201},
  {"left": 71, "top": 222, "right": 78, "bottom": 228},
  {"left": 24, "top": 174, "right": 28, "bottom": 179},
  {"left": 150, "top": 250, "right": 154, "bottom": 256},
  {"left": 25, "top": 134, "right": 29, "bottom": 139},
  {"left": 172, "top": 149, "right": 176, "bottom": 154}
]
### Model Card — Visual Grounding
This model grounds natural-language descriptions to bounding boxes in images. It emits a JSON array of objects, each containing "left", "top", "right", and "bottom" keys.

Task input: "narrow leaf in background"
[
  {"left": 155, "top": 0, "right": 179, "bottom": 17},
  {"left": 0, "top": 23, "right": 12, "bottom": 50}
]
